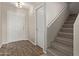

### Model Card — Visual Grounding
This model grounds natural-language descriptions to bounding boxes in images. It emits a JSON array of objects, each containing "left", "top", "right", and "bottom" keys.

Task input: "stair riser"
[
  {"left": 51, "top": 44, "right": 73, "bottom": 55},
  {"left": 63, "top": 24, "right": 73, "bottom": 28},
  {"left": 64, "top": 21, "right": 74, "bottom": 24},
  {"left": 61, "top": 28, "right": 73, "bottom": 33},
  {"left": 58, "top": 33, "right": 73, "bottom": 39},
  {"left": 69, "top": 14, "right": 77, "bottom": 17},
  {"left": 67, "top": 17, "right": 76, "bottom": 21}
]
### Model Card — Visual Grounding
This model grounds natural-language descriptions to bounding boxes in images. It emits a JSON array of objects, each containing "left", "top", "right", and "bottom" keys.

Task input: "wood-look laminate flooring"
[{"left": 0, "top": 40, "right": 44, "bottom": 56}]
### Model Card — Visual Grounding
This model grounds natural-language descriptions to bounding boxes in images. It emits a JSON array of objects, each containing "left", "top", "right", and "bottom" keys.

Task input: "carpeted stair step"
[
  {"left": 63, "top": 24, "right": 73, "bottom": 28},
  {"left": 64, "top": 20, "right": 75, "bottom": 24},
  {"left": 67, "top": 17, "right": 76, "bottom": 21},
  {"left": 55, "top": 37, "right": 73, "bottom": 46},
  {"left": 51, "top": 41, "right": 73, "bottom": 56},
  {"left": 60, "top": 28, "right": 73, "bottom": 33},
  {"left": 58, "top": 32, "right": 73, "bottom": 39},
  {"left": 47, "top": 48, "right": 66, "bottom": 56}
]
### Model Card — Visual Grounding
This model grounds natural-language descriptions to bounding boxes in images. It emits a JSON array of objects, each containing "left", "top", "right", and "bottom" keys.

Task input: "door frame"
[{"left": 35, "top": 3, "right": 47, "bottom": 53}]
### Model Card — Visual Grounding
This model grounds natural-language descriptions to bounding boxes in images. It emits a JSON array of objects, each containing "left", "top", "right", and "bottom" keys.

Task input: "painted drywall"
[
  {"left": 28, "top": 6, "right": 36, "bottom": 44},
  {"left": 46, "top": 2, "right": 69, "bottom": 47},
  {"left": 69, "top": 2, "right": 79, "bottom": 14},
  {"left": 46, "top": 2, "right": 68, "bottom": 26},
  {"left": 0, "top": 3, "right": 2, "bottom": 47},
  {"left": 1, "top": 5, "right": 7, "bottom": 44},
  {"left": 1, "top": 3, "right": 29, "bottom": 44},
  {"left": 74, "top": 14, "right": 79, "bottom": 56}
]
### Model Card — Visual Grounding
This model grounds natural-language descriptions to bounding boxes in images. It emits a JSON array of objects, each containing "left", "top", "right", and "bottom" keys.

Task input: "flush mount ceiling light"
[{"left": 16, "top": 2, "right": 24, "bottom": 8}]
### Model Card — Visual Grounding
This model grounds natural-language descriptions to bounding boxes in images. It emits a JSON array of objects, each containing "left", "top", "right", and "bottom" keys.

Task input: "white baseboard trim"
[
  {"left": 2, "top": 39, "right": 28, "bottom": 45},
  {"left": 28, "top": 40, "right": 46, "bottom": 54},
  {"left": 2, "top": 41, "right": 10, "bottom": 45},
  {"left": 28, "top": 40, "right": 36, "bottom": 45},
  {"left": 43, "top": 50, "right": 47, "bottom": 54},
  {"left": 0, "top": 43, "right": 2, "bottom": 48}
]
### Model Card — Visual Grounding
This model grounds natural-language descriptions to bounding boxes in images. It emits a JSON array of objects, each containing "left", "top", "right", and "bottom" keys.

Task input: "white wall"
[
  {"left": 46, "top": 2, "right": 68, "bottom": 26},
  {"left": 28, "top": 6, "right": 35, "bottom": 45},
  {"left": 69, "top": 2, "right": 79, "bottom": 14},
  {"left": 0, "top": 3, "right": 2, "bottom": 47},
  {"left": 74, "top": 13, "right": 79, "bottom": 56},
  {"left": 2, "top": 5, "right": 7, "bottom": 44},
  {"left": 1, "top": 3, "right": 29, "bottom": 44},
  {"left": 28, "top": 6, "right": 36, "bottom": 44},
  {"left": 46, "top": 2, "right": 69, "bottom": 47}
]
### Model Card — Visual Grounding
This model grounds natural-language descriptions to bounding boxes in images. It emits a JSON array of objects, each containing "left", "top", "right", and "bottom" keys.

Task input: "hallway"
[{"left": 0, "top": 2, "right": 79, "bottom": 56}]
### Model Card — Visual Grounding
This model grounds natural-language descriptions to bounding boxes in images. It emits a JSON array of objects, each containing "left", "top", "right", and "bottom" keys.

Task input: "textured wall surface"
[{"left": 47, "top": 2, "right": 69, "bottom": 47}]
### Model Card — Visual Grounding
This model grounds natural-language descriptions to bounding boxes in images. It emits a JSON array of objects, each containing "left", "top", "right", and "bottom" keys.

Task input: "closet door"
[
  {"left": 7, "top": 10, "right": 26, "bottom": 43},
  {"left": 36, "top": 6, "right": 45, "bottom": 49}
]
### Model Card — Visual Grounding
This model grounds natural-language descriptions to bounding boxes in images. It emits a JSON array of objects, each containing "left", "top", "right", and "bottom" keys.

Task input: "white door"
[
  {"left": 7, "top": 11, "right": 26, "bottom": 43},
  {"left": 36, "top": 6, "right": 45, "bottom": 48}
]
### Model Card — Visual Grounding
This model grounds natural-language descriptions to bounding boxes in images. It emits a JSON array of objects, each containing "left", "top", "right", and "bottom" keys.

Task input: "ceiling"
[
  {"left": 9, "top": 2, "right": 41, "bottom": 9},
  {"left": 25, "top": 2, "right": 41, "bottom": 6}
]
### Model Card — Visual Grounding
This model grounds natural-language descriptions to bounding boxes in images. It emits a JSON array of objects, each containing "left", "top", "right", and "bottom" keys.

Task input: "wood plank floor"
[{"left": 0, "top": 40, "right": 44, "bottom": 56}]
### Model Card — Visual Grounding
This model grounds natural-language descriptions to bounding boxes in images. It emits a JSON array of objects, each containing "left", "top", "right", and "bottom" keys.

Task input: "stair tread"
[
  {"left": 58, "top": 31, "right": 73, "bottom": 39},
  {"left": 66, "top": 19, "right": 75, "bottom": 22},
  {"left": 59, "top": 32, "right": 73, "bottom": 35},
  {"left": 63, "top": 24, "right": 73, "bottom": 26},
  {"left": 56, "top": 37, "right": 73, "bottom": 46},
  {"left": 51, "top": 41, "right": 73, "bottom": 54},
  {"left": 56, "top": 37, "right": 73, "bottom": 42},
  {"left": 60, "top": 28, "right": 73, "bottom": 33},
  {"left": 66, "top": 19, "right": 75, "bottom": 21},
  {"left": 64, "top": 23, "right": 73, "bottom": 25},
  {"left": 63, "top": 24, "right": 73, "bottom": 28},
  {"left": 61, "top": 27, "right": 73, "bottom": 30},
  {"left": 47, "top": 48, "right": 66, "bottom": 56},
  {"left": 61, "top": 27, "right": 73, "bottom": 31},
  {"left": 52, "top": 41, "right": 72, "bottom": 49},
  {"left": 67, "top": 16, "right": 77, "bottom": 20},
  {"left": 62, "top": 27, "right": 73, "bottom": 29},
  {"left": 65, "top": 20, "right": 74, "bottom": 23}
]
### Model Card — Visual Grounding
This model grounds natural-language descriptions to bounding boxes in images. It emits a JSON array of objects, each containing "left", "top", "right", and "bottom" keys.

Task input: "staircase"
[{"left": 47, "top": 14, "right": 77, "bottom": 56}]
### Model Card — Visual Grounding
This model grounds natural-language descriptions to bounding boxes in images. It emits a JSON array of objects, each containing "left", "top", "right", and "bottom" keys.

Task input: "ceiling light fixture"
[{"left": 16, "top": 2, "right": 24, "bottom": 8}]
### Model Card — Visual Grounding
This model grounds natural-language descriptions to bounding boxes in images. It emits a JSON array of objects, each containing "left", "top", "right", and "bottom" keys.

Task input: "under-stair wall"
[{"left": 47, "top": 2, "right": 69, "bottom": 48}]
